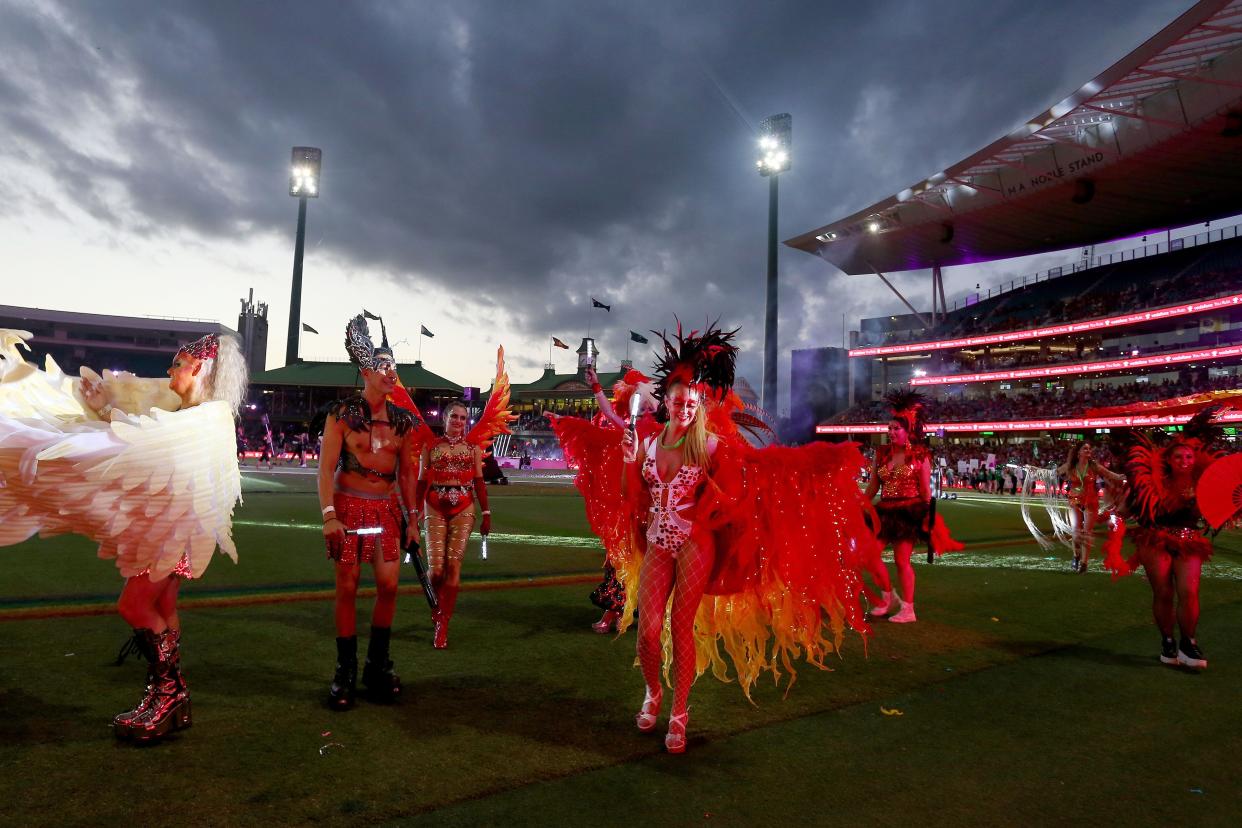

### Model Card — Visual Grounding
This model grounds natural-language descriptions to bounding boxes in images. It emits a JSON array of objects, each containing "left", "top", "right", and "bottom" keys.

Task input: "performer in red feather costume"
[
  {"left": 560, "top": 321, "right": 878, "bottom": 754},
  {"left": 1107, "top": 409, "right": 1223, "bottom": 669},
  {"left": 861, "top": 390, "right": 963, "bottom": 624}
]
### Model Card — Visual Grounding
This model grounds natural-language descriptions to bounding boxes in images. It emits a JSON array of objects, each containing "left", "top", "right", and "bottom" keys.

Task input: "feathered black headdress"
[
  {"left": 884, "top": 387, "right": 929, "bottom": 441},
  {"left": 650, "top": 320, "right": 739, "bottom": 406},
  {"left": 1176, "top": 405, "right": 1224, "bottom": 450},
  {"left": 344, "top": 313, "right": 394, "bottom": 371}
]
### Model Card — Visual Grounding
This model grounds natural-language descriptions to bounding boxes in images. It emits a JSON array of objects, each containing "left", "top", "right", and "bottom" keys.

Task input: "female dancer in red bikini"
[
  {"left": 415, "top": 401, "right": 489, "bottom": 649},
  {"left": 1057, "top": 441, "right": 1124, "bottom": 573}
]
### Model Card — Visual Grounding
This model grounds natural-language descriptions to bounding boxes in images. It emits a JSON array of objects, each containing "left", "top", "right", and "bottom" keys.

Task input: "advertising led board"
[{"left": 848, "top": 293, "right": 1242, "bottom": 358}]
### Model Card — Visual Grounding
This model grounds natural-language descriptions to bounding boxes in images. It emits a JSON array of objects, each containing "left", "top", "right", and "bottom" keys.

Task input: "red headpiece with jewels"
[
  {"left": 884, "top": 388, "right": 929, "bottom": 442},
  {"left": 181, "top": 333, "right": 220, "bottom": 361}
]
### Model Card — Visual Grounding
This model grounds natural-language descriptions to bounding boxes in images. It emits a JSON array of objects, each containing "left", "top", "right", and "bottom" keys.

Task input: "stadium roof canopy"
[{"left": 787, "top": 0, "right": 1242, "bottom": 276}]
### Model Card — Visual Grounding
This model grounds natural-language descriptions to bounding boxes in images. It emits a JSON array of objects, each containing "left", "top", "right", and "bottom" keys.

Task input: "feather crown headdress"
[
  {"left": 1127, "top": 406, "right": 1224, "bottom": 521},
  {"left": 344, "top": 313, "right": 395, "bottom": 371},
  {"left": 884, "top": 388, "right": 929, "bottom": 441},
  {"left": 650, "top": 320, "right": 738, "bottom": 406}
]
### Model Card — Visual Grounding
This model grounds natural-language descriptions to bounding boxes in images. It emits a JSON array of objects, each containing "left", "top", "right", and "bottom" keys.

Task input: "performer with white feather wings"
[{"left": 0, "top": 330, "right": 247, "bottom": 743}]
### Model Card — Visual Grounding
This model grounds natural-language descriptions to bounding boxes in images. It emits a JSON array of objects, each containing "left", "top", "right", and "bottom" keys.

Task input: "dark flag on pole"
[
  {"left": 362, "top": 309, "right": 382, "bottom": 321},
  {"left": 629, "top": 331, "right": 648, "bottom": 344},
  {"left": 302, "top": 323, "right": 320, "bottom": 335},
  {"left": 552, "top": 337, "right": 570, "bottom": 349},
  {"left": 420, "top": 325, "right": 435, "bottom": 338},
  {"left": 591, "top": 298, "right": 611, "bottom": 312}
]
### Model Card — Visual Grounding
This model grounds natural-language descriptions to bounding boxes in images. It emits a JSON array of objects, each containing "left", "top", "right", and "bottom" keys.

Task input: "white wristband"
[
  {"left": 482, "top": 510, "right": 491, "bottom": 515},
  {"left": 322, "top": 505, "right": 336, "bottom": 515}
]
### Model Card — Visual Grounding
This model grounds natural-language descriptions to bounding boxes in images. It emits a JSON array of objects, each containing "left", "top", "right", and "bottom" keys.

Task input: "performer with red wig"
[
  {"left": 319, "top": 314, "right": 423, "bottom": 709},
  {"left": 862, "top": 389, "right": 962, "bottom": 623},
  {"left": 0, "top": 329, "right": 247, "bottom": 742}
]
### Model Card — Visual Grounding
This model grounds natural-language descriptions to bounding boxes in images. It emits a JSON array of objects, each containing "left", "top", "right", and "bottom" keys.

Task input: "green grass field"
[{"left": 1, "top": 469, "right": 1240, "bottom": 827}]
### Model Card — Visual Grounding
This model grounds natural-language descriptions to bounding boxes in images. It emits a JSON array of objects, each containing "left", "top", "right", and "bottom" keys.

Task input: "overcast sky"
[{"left": 0, "top": 0, "right": 1194, "bottom": 410}]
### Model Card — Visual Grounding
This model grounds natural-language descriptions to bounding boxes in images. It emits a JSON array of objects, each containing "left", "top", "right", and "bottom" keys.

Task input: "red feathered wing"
[
  {"left": 466, "top": 346, "right": 517, "bottom": 450},
  {"left": 387, "top": 378, "right": 436, "bottom": 454}
]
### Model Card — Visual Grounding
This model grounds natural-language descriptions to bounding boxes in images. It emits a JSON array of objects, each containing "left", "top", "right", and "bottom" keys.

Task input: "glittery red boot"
[{"left": 114, "top": 629, "right": 191, "bottom": 743}]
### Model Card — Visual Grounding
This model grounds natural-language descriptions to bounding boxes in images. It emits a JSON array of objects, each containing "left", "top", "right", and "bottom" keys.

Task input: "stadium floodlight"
[
  {"left": 756, "top": 114, "right": 792, "bottom": 176},
  {"left": 289, "top": 147, "right": 321, "bottom": 198},
  {"left": 756, "top": 114, "right": 791, "bottom": 414},
  {"left": 286, "top": 146, "right": 322, "bottom": 366}
]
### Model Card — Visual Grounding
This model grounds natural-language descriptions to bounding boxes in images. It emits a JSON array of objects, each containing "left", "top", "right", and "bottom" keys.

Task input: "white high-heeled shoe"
[
  {"left": 635, "top": 687, "right": 662, "bottom": 732},
  {"left": 665, "top": 712, "right": 689, "bottom": 754}
]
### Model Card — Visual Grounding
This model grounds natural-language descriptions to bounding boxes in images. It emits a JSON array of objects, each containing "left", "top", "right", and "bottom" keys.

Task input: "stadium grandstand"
[{"left": 787, "top": 0, "right": 1242, "bottom": 446}]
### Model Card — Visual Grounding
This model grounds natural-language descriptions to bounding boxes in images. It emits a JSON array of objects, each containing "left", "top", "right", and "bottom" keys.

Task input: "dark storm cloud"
[{"left": 0, "top": 0, "right": 1193, "bottom": 398}]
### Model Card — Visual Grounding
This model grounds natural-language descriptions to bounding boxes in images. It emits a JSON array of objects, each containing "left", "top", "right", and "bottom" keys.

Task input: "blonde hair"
[
  {"left": 665, "top": 383, "right": 715, "bottom": 472},
  {"left": 187, "top": 334, "right": 248, "bottom": 416}
]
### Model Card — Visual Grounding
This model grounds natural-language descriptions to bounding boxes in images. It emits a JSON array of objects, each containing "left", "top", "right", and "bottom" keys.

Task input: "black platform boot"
[
  {"left": 328, "top": 636, "right": 358, "bottom": 711},
  {"left": 362, "top": 626, "right": 402, "bottom": 702}
]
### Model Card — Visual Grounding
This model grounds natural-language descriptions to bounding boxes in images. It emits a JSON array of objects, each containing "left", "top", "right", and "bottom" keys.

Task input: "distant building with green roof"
[{"left": 250, "top": 358, "right": 462, "bottom": 430}]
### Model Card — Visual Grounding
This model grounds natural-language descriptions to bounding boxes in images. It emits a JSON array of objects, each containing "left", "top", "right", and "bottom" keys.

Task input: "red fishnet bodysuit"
[{"left": 636, "top": 437, "right": 714, "bottom": 723}]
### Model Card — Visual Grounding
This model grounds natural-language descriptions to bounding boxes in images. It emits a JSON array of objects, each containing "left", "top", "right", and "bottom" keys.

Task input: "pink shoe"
[
  {"left": 635, "top": 687, "right": 662, "bottom": 732},
  {"left": 889, "top": 602, "right": 917, "bottom": 624},
  {"left": 665, "top": 712, "right": 688, "bottom": 754},
  {"left": 868, "top": 591, "right": 894, "bottom": 617}
]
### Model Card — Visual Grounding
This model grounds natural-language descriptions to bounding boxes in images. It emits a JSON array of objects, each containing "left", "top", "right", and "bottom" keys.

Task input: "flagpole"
[
  {"left": 418, "top": 324, "right": 423, "bottom": 362},
  {"left": 548, "top": 337, "right": 552, "bottom": 367}
]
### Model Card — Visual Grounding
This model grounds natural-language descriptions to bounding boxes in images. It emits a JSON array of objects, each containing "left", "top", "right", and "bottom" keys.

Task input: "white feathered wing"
[{"left": 0, "top": 401, "right": 241, "bottom": 579}]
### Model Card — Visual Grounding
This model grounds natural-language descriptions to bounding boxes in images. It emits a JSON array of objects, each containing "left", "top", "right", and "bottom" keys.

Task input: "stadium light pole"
[
  {"left": 756, "top": 114, "right": 791, "bottom": 414},
  {"left": 286, "top": 147, "right": 321, "bottom": 366}
]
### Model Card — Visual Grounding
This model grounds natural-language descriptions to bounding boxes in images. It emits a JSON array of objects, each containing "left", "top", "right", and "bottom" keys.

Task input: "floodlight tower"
[
  {"left": 756, "top": 115, "right": 790, "bottom": 413},
  {"left": 286, "top": 146, "right": 321, "bottom": 366}
]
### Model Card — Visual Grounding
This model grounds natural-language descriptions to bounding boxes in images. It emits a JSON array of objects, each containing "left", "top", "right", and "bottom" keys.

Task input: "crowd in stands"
[
  {"left": 513, "top": 408, "right": 596, "bottom": 432},
  {"left": 936, "top": 326, "right": 1242, "bottom": 375},
  {"left": 859, "top": 241, "right": 1242, "bottom": 347},
  {"left": 830, "top": 373, "right": 1237, "bottom": 425}
]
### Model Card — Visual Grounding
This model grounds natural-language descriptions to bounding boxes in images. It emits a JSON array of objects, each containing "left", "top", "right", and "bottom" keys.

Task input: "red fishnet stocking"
[{"left": 635, "top": 536, "right": 716, "bottom": 720}]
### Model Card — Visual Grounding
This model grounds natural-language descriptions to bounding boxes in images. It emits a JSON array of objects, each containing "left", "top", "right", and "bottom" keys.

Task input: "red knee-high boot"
[{"left": 433, "top": 582, "right": 459, "bottom": 649}]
